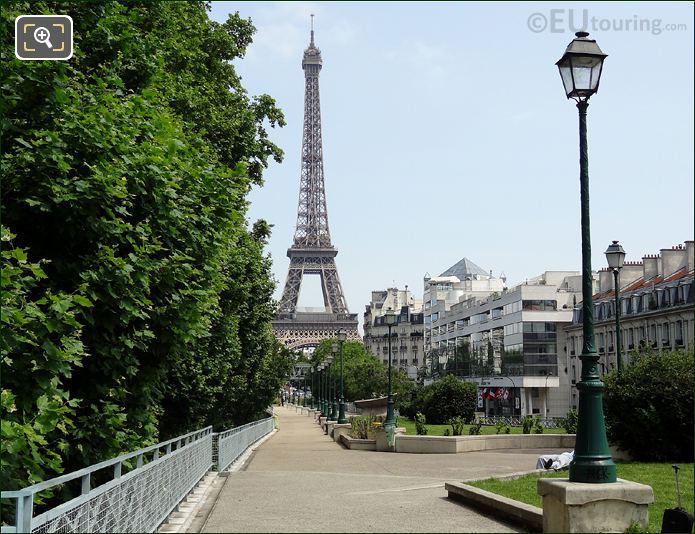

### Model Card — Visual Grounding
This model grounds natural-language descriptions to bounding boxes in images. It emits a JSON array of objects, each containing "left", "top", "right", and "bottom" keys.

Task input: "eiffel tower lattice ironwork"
[{"left": 272, "top": 18, "right": 359, "bottom": 350}]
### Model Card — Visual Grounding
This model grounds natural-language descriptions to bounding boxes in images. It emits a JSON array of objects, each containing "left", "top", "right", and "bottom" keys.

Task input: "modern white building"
[
  {"left": 561, "top": 241, "right": 694, "bottom": 411},
  {"left": 427, "top": 264, "right": 587, "bottom": 418},
  {"left": 423, "top": 258, "right": 506, "bottom": 373},
  {"left": 363, "top": 287, "right": 424, "bottom": 379}
]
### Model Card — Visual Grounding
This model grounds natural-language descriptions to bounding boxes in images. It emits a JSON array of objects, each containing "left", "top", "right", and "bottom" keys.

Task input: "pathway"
[{"left": 201, "top": 407, "right": 562, "bottom": 532}]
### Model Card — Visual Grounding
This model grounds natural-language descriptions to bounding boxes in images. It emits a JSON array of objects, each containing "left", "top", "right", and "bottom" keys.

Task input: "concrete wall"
[{"left": 394, "top": 433, "right": 575, "bottom": 454}]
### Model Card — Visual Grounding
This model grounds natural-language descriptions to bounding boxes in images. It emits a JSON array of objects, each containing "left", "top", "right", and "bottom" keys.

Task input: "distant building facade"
[
  {"left": 363, "top": 287, "right": 424, "bottom": 379},
  {"left": 561, "top": 241, "right": 694, "bottom": 411},
  {"left": 423, "top": 257, "right": 506, "bottom": 374},
  {"left": 428, "top": 270, "right": 584, "bottom": 419}
]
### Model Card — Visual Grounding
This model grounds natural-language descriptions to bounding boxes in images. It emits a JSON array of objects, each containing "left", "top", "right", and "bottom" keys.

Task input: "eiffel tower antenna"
[{"left": 272, "top": 20, "right": 359, "bottom": 350}]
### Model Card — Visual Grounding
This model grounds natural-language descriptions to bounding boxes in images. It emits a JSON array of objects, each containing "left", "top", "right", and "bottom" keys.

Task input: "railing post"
[
  {"left": 79, "top": 473, "right": 91, "bottom": 532},
  {"left": 16, "top": 493, "right": 33, "bottom": 533}
]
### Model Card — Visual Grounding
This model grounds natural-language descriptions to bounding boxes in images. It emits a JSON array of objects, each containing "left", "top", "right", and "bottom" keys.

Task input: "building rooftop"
[{"left": 439, "top": 257, "right": 488, "bottom": 280}]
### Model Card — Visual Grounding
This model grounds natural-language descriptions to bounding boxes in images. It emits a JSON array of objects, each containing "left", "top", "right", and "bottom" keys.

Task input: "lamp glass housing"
[
  {"left": 331, "top": 342, "right": 338, "bottom": 353},
  {"left": 384, "top": 309, "right": 398, "bottom": 326},
  {"left": 337, "top": 330, "right": 347, "bottom": 342},
  {"left": 605, "top": 240, "right": 626, "bottom": 270},
  {"left": 556, "top": 32, "right": 606, "bottom": 101}
]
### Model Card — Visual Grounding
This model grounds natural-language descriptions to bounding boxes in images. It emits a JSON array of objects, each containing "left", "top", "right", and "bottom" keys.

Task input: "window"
[
  {"left": 522, "top": 300, "right": 557, "bottom": 311},
  {"left": 628, "top": 328, "right": 634, "bottom": 349},
  {"left": 504, "top": 322, "right": 522, "bottom": 336},
  {"left": 662, "top": 323, "right": 670, "bottom": 344},
  {"left": 675, "top": 321, "right": 684, "bottom": 345},
  {"left": 608, "top": 331, "right": 614, "bottom": 350},
  {"left": 503, "top": 301, "right": 522, "bottom": 315}
]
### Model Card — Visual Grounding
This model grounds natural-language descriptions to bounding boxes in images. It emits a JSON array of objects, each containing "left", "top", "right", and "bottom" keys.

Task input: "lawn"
[
  {"left": 468, "top": 462, "right": 694, "bottom": 533},
  {"left": 396, "top": 416, "right": 567, "bottom": 436}
]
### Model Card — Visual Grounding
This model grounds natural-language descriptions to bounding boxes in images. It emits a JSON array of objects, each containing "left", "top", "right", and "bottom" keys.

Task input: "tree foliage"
[
  {"left": 309, "top": 340, "right": 416, "bottom": 403},
  {"left": 410, "top": 375, "right": 478, "bottom": 425},
  {"left": 604, "top": 348, "right": 693, "bottom": 462},
  {"left": 1, "top": 0, "right": 289, "bottom": 490}
]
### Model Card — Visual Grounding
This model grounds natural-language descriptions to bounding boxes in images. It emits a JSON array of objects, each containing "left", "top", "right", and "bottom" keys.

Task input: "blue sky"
[{"left": 209, "top": 2, "right": 694, "bottom": 329}]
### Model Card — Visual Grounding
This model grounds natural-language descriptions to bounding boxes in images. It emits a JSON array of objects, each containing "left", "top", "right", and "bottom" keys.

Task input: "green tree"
[
  {"left": 418, "top": 375, "right": 478, "bottom": 424},
  {"left": 311, "top": 340, "right": 415, "bottom": 403},
  {"left": 604, "top": 348, "right": 693, "bottom": 461},
  {"left": 1, "top": 0, "right": 286, "bottom": 485}
]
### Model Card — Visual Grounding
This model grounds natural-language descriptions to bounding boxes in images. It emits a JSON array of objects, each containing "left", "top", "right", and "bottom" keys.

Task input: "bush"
[
  {"left": 532, "top": 416, "right": 544, "bottom": 434},
  {"left": 420, "top": 375, "right": 478, "bottom": 424},
  {"left": 559, "top": 408, "right": 578, "bottom": 434},
  {"left": 604, "top": 348, "right": 693, "bottom": 461},
  {"left": 521, "top": 415, "right": 534, "bottom": 434},
  {"left": 447, "top": 416, "right": 465, "bottom": 436},
  {"left": 468, "top": 420, "right": 483, "bottom": 435},
  {"left": 349, "top": 415, "right": 374, "bottom": 439},
  {"left": 414, "top": 412, "right": 428, "bottom": 435}
]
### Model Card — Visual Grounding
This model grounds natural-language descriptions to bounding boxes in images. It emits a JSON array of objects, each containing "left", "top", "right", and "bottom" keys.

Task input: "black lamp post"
[
  {"left": 557, "top": 31, "right": 616, "bottom": 484},
  {"left": 337, "top": 330, "right": 348, "bottom": 424},
  {"left": 310, "top": 365, "right": 316, "bottom": 409},
  {"left": 384, "top": 308, "right": 397, "bottom": 428},
  {"left": 605, "top": 240, "right": 626, "bottom": 373}
]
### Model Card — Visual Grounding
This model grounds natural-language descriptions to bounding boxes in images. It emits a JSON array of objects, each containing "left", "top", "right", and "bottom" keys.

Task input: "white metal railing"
[
  {"left": 1, "top": 427, "right": 213, "bottom": 533},
  {"left": 215, "top": 416, "right": 275, "bottom": 472}
]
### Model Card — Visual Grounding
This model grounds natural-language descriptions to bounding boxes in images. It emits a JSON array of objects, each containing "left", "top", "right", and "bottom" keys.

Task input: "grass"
[
  {"left": 396, "top": 416, "right": 567, "bottom": 436},
  {"left": 468, "top": 462, "right": 694, "bottom": 533}
]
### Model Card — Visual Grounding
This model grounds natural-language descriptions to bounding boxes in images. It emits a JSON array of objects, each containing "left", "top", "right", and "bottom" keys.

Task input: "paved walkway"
[{"left": 202, "top": 407, "right": 563, "bottom": 532}]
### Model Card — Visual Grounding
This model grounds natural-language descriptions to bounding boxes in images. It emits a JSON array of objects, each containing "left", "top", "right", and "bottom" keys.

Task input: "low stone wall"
[
  {"left": 339, "top": 434, "right": 377, "bottom": 451},
  {"left": 395, "top": 433, "right": 575, "bottom": 454},
  {"left": 446, "top": 482, "right": 543, "bottom": 532}
]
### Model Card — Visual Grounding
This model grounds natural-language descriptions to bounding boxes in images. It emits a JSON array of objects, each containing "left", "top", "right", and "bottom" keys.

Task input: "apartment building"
[{"left": 363, "top": 287, "right": 424, "bottom": 379}]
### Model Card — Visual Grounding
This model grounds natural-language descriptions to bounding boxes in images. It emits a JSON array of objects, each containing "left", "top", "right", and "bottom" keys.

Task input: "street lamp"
[
  {"left": 557, "top": 32, "right": 616, "bottom": 484},
  {"left": 384, "top": 308, "right": 398, "bottom": 428},
  {"left": 318, "top": 363, "right": 324, "bottom": 415},
  {"left": 325, "top": 354, "right": 334, "bottom": 420},
  {"left": 302, "top": 369, "right": 307, "bottom": 407},
  {"left": 605, "top": 240, "right": 626, "bottom": 373},
  {"left": 330, "top": 344, "right": 338, "bottom": 420},
  {"left": 337, "top": 330, "right": 348, "bottom": 424},
  {"left": 310, "top": 365, "right": 316, "bottom": 409}
]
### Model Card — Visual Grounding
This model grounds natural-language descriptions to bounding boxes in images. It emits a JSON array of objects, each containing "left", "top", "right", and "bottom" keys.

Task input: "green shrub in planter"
[
  {"left": 447, "top": 416, "right": 465, "bottom": 436},
  {"left": 468, "top": 420, "right": 483, "bottom": 435},
  {"left": 559, "top": 408, "right": 578, "bottom": 434},
  {"left": 414, "top": 412, "right": 428, "bottom": 435},
  {"left": 521, "top": 415, "right": 534, "bottom": 434}
]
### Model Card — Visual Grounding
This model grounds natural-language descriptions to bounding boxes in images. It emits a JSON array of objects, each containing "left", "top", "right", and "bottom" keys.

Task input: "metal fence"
[
  {"left": 477, "top": 416, "right": 564, "bottom": 429},
  {"left": 1, "top": 412, "right": 278, "bottom": 534},
  {"left": 214, "top": 416, "right": 275, "bottom": 472},
  {"left": 1, "top": 427, "right": 213, "bottom": 534}
]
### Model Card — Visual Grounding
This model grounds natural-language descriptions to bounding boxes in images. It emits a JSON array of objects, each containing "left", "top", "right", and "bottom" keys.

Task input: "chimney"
[
  {"left": 642, "top": 254, "right": 659, "bottom": 280},
  {"left": 660, "top": 246, "right": 688, "bottom": 277},
  {"left": 598, "top": 269, "right": 613, "bottom": 293},
  {"left": 620, "top": 263, "right": 644, "bottom": 289},
  {"left": 685, "top": 241, "right": 694, "bottom": 272}
]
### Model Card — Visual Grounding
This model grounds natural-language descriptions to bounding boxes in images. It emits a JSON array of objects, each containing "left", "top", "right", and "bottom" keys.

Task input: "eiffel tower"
[{"left": 272, "top": 18, "right": 359, "bottom": 350}]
